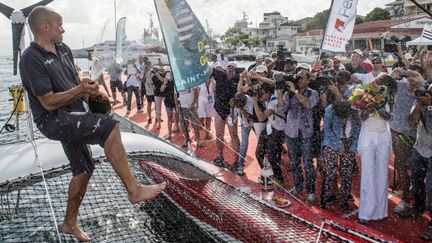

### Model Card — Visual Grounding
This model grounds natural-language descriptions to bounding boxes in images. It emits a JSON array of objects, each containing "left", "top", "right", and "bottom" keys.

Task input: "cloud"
[{"left": 0, "top": 0, "right": 394, "bottom": 56}]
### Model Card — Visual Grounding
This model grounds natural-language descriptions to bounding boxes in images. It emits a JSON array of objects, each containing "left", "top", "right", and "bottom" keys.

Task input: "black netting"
[
  {"left": 0, "top": 151, "right": 351, "bottom": 242},
  {"left": 0, "top": 159, "right": 233, "bottom": 242}
]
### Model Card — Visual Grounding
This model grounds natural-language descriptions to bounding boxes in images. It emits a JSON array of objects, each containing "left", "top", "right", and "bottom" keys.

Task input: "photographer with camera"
[
  {"left": 253, "top": 82, "right": 287, "bottom": 184},
  {"left": 283, "top": 69, "right": 319, "bottom": 203},
  {"left": 397, "top": 79, "right": 432, "bottom": 240},
  {"left": 237, "top": 67, "right": 270, "bottom": 139},
  {"left": 319, "top": 70, "right": 351, "bottom": 108},
  {"left": 229, "top": 92, "right": 254, "bottom": 175},
  {"left": 387, "top": 67, "right": 425, "bottom": 213}
]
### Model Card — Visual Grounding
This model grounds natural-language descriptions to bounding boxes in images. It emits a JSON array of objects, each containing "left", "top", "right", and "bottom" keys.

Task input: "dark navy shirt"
[{"left": 19, "top": 42, "right": 84, "bottom": 125}]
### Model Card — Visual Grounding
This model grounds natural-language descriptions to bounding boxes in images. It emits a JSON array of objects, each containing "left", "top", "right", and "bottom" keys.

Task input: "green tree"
[
  {"left": 221, "top": 27, "right": 249, "bottom": 48},
  {"left": 355, "top": 16, "right": 364, "bottom": 24},
  {"left": 251, "top": 36, "right": 261, "bottom": 47},
  {"left": 364, "top": 7, "right": 390, "bottom": 22},
  {"left": 306, "top": 9, "right": 330, "bottom": 31}
]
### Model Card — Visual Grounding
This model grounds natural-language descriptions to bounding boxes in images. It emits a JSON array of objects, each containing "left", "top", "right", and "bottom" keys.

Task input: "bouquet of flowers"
[{"left": 348, "top": 81, "right": 387, "bottom": 115}]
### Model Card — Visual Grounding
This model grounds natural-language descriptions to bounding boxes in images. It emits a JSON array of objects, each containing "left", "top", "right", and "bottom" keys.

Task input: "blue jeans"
[
  {"left": 286, "top": 135, "right": 315, "bottom": 194},
  {"left": 411, "top": 149, "right": 432, "bottom": 213},
  {"left": 237, "top": 125, "right": 251, "bottom": 168}
]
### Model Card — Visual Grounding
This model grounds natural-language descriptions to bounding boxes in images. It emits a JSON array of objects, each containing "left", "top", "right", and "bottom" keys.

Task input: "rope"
[
  {"left": 185, "top": 116, "right": 386, "bottom": 242},
  {"left": 315, "top": 220, "right": 326, "bottom": 243},
  {"left": 0, "top": 87, "right": 23, "bottom": 134},
  {"left": 30, "top": 139, "right": 62, "bottom": 242}
]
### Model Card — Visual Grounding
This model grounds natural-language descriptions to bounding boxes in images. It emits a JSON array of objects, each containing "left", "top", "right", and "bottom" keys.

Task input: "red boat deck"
[{"left": 112, "top": 94, "right": 430, "bottom": 242}]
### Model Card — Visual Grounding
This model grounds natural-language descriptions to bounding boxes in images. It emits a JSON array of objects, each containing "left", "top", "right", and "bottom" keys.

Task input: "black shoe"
[
  {"left": 320, "top": 201, "right": 327, "bottom": 209},
  {"left": 327, "top": 195, "right": 339, "bottom": 204},
  {"left": 421, "top": 225, "right": 432, "bottom": 240},
  {"left": 397, "top": 207, "right": 422, "bottom": 218},
  {"left": 213, "top": 156, "right": 226, "bottom": 167}
]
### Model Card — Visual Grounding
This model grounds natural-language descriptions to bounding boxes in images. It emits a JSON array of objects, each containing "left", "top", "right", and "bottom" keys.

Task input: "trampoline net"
[
  {"left": 0, "top": 151, "right": 348, "bottom": 242},
  {"left": 0, "top": 158, "right": 233, "bottom": 242}
]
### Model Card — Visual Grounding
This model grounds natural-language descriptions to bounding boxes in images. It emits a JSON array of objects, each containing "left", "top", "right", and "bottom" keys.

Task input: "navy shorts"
[
  {"left": 37, "top": 110, "right": 117, "bottom": 177},
  {"left": 146, "top": 95, "right": 155, "bottom": 103},
  {"left": 110, "top": 80, "right": 123, "bottom": 93}
]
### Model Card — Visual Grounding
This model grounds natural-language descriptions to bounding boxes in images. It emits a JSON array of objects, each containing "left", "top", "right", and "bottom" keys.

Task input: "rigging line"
[
  {"left": 315, "top": 220, "right": 326, "bottom": 243},
  {"left": 184, "top": 116, "right": 253, "bottom": 164},
  {"left": 30, "top": 139, "right": 62, "bottom": 243},
  {"left": 185, "top": 116, "right": 382, "bottom": 241}
]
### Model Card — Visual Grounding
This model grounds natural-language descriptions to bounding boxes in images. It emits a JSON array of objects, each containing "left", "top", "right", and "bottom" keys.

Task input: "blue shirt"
[
  {"left": 389, "top": 79, "right": 417, "bottom": 137},
  {"left": 283, "top": 88, "right": 319, "bottom": 138},
  {"left": 322, "top": 105, "right": 361, "bottom": 155}
]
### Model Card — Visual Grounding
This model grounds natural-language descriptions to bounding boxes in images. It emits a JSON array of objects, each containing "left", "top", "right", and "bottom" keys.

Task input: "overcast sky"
[{"left": 0, "top": 0, "right": 392, "bottom": 56}]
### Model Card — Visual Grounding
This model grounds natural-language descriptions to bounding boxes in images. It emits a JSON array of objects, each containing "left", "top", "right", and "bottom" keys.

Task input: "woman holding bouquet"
[{"left": 351, "top": 76, "right": 394, "bottom": 223}]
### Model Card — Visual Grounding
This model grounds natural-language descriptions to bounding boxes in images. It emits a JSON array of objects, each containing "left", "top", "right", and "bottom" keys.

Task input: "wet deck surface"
[{"left": 112, "top": 93, "right": 431, "bottom": 243}]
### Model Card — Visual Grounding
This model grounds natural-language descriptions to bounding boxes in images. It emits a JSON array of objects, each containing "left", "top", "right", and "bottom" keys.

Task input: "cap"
[
  {"left": 333, "top": 56, "right": 342, "bottom": 62},
  {"left": 296, "top": 63, "right": 310, "bottom": 71},
  {"left": 227, "top": 62, "right": 237, "bottom": 68},
  {"left": 255, "top": 64, "right": 268, "bottom": 73},
  {"left": 256, "top": 55, "right": 263, "bottom": 60},
  {"left": 353, "top": 49, "right": 363, "bottom": 57}
]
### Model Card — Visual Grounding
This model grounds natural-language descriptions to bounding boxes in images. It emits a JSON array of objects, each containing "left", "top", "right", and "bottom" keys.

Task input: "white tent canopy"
[{"left": 406, "top": 36, "right": 432, "bottom": 46}]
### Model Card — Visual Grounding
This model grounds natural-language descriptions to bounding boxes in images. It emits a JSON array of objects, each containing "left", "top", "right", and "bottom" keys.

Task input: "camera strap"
[{"left": 270, "top": 96, "right": 286, "bottom": 122}]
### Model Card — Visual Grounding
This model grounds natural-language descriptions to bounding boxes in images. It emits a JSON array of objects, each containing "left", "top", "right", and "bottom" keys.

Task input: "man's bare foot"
[
  {"left": 60, "top": 223, "right": 91, "bottom": 242},
  {"left": 129, "top": 182, "right": 166, "bottom": 204}
]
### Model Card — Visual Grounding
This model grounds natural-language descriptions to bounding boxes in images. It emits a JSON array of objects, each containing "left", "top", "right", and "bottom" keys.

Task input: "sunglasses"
[{"left": 372, "top": 61, "right": 381, "bottom": 64}]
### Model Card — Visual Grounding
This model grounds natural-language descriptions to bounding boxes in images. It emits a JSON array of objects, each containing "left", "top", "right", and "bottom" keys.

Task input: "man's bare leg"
[
  {"left": 60, "top": 172, "right": 91, "bottom": 242},
  {"left": 104, "top": 124, "right": 166, "bottom": 203}
]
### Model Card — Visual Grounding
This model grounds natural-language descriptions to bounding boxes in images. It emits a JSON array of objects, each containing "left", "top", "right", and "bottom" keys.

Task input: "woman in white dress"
[{"left": 358, "top": 77, "right": 395, "bottom": 223}]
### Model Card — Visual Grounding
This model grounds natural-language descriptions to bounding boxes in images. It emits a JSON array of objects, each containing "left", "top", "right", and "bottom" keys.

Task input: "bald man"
[{"left": 19, "top": 6, "right": 165, "bottom": 242}]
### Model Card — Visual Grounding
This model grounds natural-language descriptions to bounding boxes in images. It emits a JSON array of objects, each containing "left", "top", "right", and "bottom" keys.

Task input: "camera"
[
  {"left": 276, "top": 44, "right": 286, "bottom": 59},
  {"left": 274, "top": 73, "right": 300, "bottom": 91},
  {"left": 384, "top": 35, "right": 412, "bottom": 53},
  {"left": 309, "top": 70, "right": 335, "bottom": 93}
]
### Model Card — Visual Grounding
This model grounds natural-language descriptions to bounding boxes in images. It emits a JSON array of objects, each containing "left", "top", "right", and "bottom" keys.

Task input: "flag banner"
[
  {"left": 422, "top": 23, "right": 432, "bottom": 40},
  {"left": 154, "top": 0, "right": 210, "bottom": 91},
  {"left": 115, "top": 17, "right": 127, "bottom": 62},
  {"left": 321, "top": 0, "right": 358, "bottom": 52}
]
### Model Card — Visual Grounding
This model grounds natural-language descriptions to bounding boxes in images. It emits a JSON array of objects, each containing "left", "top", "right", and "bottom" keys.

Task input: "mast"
[{"left": 114, "top": 0, "right": 117, "bottom": 33}]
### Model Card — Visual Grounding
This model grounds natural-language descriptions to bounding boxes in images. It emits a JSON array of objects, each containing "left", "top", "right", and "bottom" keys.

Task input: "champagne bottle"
[
  {"left": 260, "top": 155, "right": 274, "bottom": 192},
  {"left": 87, "top": 81, "right": 111, "bottom": 114}
]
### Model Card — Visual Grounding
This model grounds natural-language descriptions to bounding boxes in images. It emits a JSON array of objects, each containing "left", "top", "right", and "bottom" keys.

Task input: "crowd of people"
[{"left": 108, "top": 44, "right": 432, "bottom": 239}]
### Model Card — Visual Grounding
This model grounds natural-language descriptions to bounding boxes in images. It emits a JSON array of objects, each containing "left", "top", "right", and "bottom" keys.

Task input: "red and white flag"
[{"left": 321, "top": 0, "right": 358, "bottom": 52}]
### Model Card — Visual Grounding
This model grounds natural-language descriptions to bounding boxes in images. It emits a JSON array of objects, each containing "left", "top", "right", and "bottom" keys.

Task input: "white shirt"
[
  {"left": 126, "top": 74, "right": 140, "bottom": 87},
  {"left": 267, "top": 96, "right": 286, "bottom": 131},
  {"left": 178, "top": 88, "right": 195, "bottom": 108}
]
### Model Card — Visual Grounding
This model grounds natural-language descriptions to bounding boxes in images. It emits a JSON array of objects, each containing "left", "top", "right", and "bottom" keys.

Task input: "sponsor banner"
[
  {"left": 322, "top": 0, "right": 358, "bottom": 52},
  {"left": 154, "top": 0, "right": 210, "bottom": 91},
  {"left": 115, "top": 17, "right": 127, "bottom": 61},
  {"left": 422, "top": 23, "right": 432, "bottom": 40}
]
